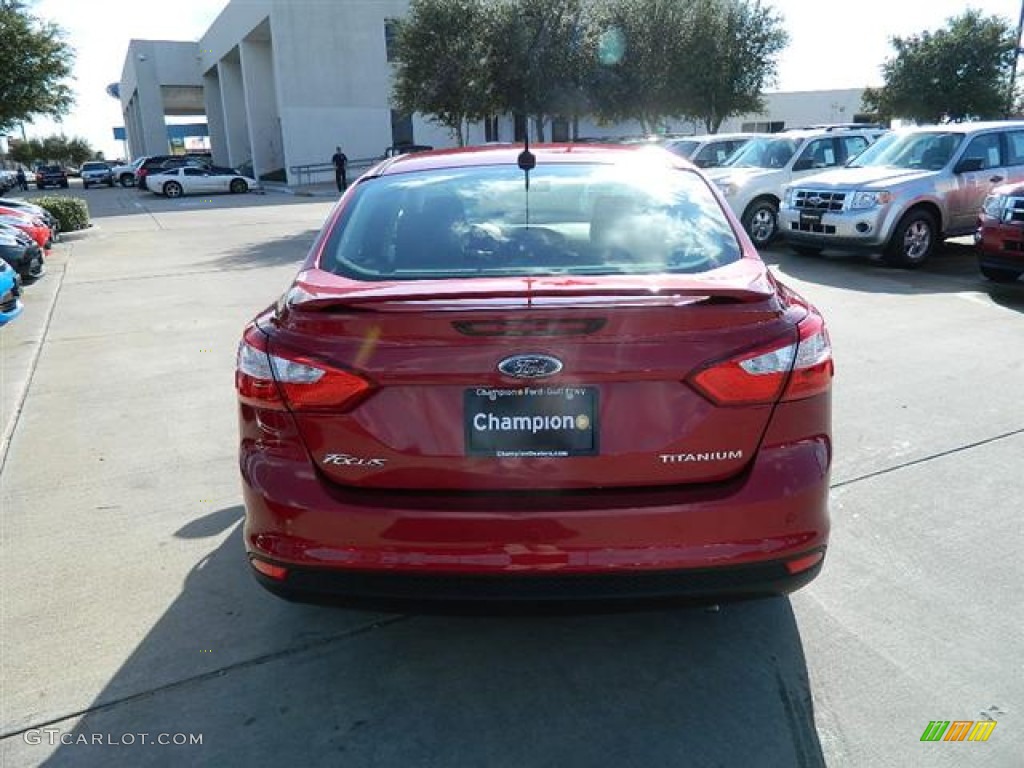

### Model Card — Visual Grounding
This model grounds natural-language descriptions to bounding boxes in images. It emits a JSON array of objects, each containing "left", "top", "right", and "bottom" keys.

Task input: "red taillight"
[
  {"left": 235, "top": 325, "right": 371, "bottom": 412},
  {"left": 250, "top": 558, "right": 288, "bottom": 580},
  {"left": 785, "top": 551, "right": 824, "bottom": 574},
  {"left": 690, "top": 311, "right": 833, "bottom": 406}
]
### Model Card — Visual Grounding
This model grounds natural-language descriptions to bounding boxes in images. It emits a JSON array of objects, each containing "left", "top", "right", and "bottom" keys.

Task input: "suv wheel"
[
  {"left": 741, "top": 198, "right": 779, "bottom": 248},
  {"left": 884, "top": 209, "right": 936, "bottom": 268},
  {"left": 980, "top": 265, "right": 1022, "bottom": 283}
]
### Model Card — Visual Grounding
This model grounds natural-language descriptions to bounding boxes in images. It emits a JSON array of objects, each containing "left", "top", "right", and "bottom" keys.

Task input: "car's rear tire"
[
  {"left": 883, "top": 209, "right": 937, "bottom": 268},
  {"left": 741, "top": 198, "right": 779, "bottom": 248},
  {"left": 980, "top": 264, "right": 1022, "bottom": 283},
  {"left": 119, "top": 174, "right": 134, "bottom": 187},
  {"left": 229, "top": 178, "right": 248, "bottom": 194},
  {"left": 791, "top": 245, "right": 823, "bottom": 257},
  {"left": 163, "top": 181, "right": 183, "bottom": 198}
]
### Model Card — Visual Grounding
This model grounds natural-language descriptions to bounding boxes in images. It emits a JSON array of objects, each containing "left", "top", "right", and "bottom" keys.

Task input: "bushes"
[{"left": 33, "top": 196, "right": 90, "bottom": 232}]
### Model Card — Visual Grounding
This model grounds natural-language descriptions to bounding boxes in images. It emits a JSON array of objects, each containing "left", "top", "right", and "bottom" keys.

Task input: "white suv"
[{"left": 705, "top": 127, "right": 886, "bottom": 247}]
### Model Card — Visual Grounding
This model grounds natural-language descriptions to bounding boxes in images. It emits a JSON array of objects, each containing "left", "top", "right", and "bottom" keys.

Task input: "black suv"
[
  {"left": 35, "top": 165, "right": 69, "bottom": 190},
  {"left": 136, "top": 154, "right": 212, "bottom": 190}
]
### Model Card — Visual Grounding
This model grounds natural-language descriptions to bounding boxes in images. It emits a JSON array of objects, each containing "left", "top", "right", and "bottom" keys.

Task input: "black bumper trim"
[{"left": 251, "top": 551, "right": 825, "bottom": 610}]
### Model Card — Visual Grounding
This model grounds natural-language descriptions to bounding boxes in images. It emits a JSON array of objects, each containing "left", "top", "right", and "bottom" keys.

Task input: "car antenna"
[{"left": 518, "top": 133, "right": 535, "bottom": 227}]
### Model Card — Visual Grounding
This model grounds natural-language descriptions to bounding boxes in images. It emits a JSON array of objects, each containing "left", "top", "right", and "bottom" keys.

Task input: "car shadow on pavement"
[
  {"left": 30, "top": 504, "right": 826, "bottom": 767},
  {"left": 761, "top": 241, "right": 1023, "bottom": 304},
  {"left": 213, "top": 228, "right": 321, "bottom": 271}
]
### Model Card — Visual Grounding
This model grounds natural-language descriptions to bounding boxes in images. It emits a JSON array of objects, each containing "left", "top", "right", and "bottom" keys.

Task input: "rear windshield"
[
  {"left": 82, "top": 162, "right": 107, "bottom": 170},
  {"left": 320, "top": 163, "right": 741, "bottom": 280}
]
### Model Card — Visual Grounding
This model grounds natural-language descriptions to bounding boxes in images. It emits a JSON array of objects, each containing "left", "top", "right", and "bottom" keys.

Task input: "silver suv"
[
  {"left": 705, "top": 126, "right": 886, "bottom": 248},
  {"left": 778, "top": 121, "right": 1024, "bottom": 267}
]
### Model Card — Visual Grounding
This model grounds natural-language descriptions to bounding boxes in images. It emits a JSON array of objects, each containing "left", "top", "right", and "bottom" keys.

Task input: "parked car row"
[{"left": 0, "top": 197, "right": 58, "bottom": 327}]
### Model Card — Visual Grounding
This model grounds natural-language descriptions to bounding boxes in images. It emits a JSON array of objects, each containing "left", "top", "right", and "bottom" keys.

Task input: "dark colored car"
[
  {"left": 0, "top": 224, "right": 44, "bottom": 283},
  {"left": 35, "top": 165, "right": 69, "bottom": 190},
  {"left": 976, "top": 185, "right": 1024, "bottom": 283},
  {"left": 81, "top": 161, "right": 115, "bottom": 189},
  {"left": 236, "top": 144, "right": 834, "bottom": 607}
]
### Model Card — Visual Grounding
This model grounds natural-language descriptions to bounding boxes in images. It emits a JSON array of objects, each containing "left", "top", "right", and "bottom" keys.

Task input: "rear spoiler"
[{"left": 284, "top": 265, "right": 776, "bottom": 311}]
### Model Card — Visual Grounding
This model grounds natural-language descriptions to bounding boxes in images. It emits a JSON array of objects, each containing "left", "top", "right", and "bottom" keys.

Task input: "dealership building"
[{"left": 118, "top": 0, "right": 876, "bottom": 185}]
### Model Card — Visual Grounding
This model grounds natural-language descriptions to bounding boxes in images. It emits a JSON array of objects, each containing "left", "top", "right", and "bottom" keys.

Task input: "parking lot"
[{"left": 1, "top": 182, "right": 1021, "bottom": 766}]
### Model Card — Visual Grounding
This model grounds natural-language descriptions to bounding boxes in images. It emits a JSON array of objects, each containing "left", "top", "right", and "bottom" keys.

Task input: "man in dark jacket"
[{"left": 331, "top": 146, "right": 348, "bottom": 192}]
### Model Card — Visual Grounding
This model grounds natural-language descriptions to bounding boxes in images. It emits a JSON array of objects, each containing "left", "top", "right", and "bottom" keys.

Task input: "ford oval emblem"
[{"left": 498, "top": 354, "right": 563, "bottom": 379}]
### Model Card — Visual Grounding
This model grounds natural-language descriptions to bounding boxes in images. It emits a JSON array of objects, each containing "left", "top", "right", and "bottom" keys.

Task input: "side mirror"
[
  {"left": 792, "top": 158, "right": 812, "bottom": 172},
  {"left": 954, "top": 157, "right": 985, "bottom": 174}
]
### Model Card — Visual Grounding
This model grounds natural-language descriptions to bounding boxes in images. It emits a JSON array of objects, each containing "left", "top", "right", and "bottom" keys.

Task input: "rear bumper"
[
  {"left": 241, "top": 412, "right": 832, "bottom": 602},
  {"left": 253, "top": 553, "right": 825, "bottom": 608},
  {"left": 778, "top": 206, "right": 892, "bottom": 250}
]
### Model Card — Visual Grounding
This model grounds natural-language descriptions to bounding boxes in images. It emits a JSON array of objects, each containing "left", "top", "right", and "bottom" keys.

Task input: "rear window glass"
[
  {"left": 320, "top": 163, "right": 741, "bottom": 280},
  {"left": 82, "top": 162, "right": 107, "bottom": 170}
]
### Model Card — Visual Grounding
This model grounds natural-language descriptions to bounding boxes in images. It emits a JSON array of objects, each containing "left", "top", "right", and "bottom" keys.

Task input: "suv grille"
[
  {"left": 793, "top": 190, "right": 847, "bottom": 212},
  {"left": 1005, "top": 197, "right": 1024, "bottom": 224}
]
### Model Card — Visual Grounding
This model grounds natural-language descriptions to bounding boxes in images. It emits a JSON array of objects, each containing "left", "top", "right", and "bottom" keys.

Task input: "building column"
[
  {"left": 240, "top": 38, "right": 284, "bottom": 180},
  {"left": 203, "top": 71, "right": 229, "bottom": 168},
  {"left": 217, "top": 53, "right": 250, "bottom": 170}
]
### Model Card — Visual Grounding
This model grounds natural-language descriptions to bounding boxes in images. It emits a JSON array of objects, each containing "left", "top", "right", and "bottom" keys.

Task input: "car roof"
[
  {"left": 890, "top": 120, "right": 1024, "bottom": 134},
  {"left": 371, "top": 143, "right": 693, "bottom": 176}
]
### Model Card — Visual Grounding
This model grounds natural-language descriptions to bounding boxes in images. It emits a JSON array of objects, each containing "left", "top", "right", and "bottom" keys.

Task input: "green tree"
[
  {"left": 590, "top": 0, "right": 692, "bottom": 133},
  {"left": 6, "top": 134, "right": 94, "bottom": 166},
  {"left": 8, "top": 137, "right": 43, "bottom": 167},
  {"left": 863, "top": 10, "right": 1017, "bottom": 123},
  {"left": 66, "top": 137, "right": 93, "bottom": 167},
  {"left": 0, "top": 0, "right": 74, "bottom": 133},
  {"left": 392, "top": 0, "right": 492, "bottom": 146},
  {"left": 484, "top": 0, "right": 598, "bottom": 141},
  {"left": 679, "top": 0, "right": 788, "bottom": 133}
]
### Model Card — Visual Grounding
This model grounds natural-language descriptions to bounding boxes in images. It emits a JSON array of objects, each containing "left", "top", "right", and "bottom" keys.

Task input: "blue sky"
[{"left": 23, "top": 0, "right": 1022, "bottom": 158}]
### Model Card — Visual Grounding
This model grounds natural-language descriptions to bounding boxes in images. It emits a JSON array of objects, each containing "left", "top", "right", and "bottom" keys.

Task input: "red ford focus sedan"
[{"left": 236, "top": 144, "right": 833, "bottom": 606}]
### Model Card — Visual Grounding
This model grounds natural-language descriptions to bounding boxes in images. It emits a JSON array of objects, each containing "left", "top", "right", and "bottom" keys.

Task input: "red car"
[
  {"left": 0, "top": 207, "right": 51, "bottom": 250},
  {"left": 976, "top": 184, "right": 1024, "bottom": 283},
  {"left": 236, "top": 145, "right": 833, "bottom": 606}
]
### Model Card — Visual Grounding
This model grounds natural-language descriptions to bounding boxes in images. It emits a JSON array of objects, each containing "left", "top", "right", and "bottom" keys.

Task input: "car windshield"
[
  {"left": 663, "top": 140, "right": 699, "bottom": 158},
  {"left": 321, "top": 162, "right": 741, "bottom": 280},
  {"left": 724, "top": 137, "right": 799, "bottom": 169},
  {"left": 847, "top": 131, "right": 965, "bottom": 170}
]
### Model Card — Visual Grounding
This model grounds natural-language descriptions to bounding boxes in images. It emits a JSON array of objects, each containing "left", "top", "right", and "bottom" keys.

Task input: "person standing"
[
  {"left": 16, "top": 167, "right": 27, "bottom": 191},
  {"left": 331, "top": 146, "right": 348, "bottom": 192}
]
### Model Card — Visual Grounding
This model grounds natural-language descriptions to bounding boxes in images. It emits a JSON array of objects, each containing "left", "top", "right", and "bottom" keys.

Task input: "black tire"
[
  {"left": 120, "top": 174, "right": 135, "bottom": 187},
  {"left": 979, "top": 264, "right": 1022, "bottom": 283},
  {"left": 83, "top": 182, "right": 90, "bottom": 189},
  {"left": 107, "top": 179, "right": 115, "bottom": 187},
  {"left": 791, "top": 245, "right": 823, "bottom": 257},
  {"left": 163, "top": 181, "right": 183, "bottom": 198},
  {"left": 883, "top": 209, "right": 937, "bottom": 268},
  {"left": 229, "top": 178, "right": 248, "bottom": 194},
  {"left": 741, "top": 198, "right": 779, "bottom": 248},
  {"left": 60, "top": 181, "right": 68, "bottom": 188}
]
